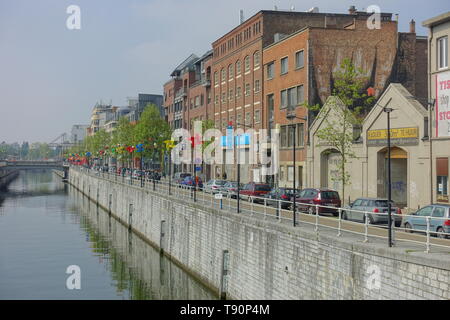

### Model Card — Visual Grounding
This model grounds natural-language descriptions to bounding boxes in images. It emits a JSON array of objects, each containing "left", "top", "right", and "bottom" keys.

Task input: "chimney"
[
  {"left": 240, "top": 10, "right": 244, "bottom": 24},
  {"left": 348, "top": 5, "right": 356, "bottom": 14},
  {"left": 409, "top": 19, "right": 416, "bottom": 33}
]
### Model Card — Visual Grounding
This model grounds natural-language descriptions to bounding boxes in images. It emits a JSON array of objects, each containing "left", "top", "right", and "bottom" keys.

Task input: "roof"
[
  {"left": 170, "top": 54, "right": 198, "bottom": 77},
  {"left": 422, "top": 12, "right": 450, "bottom": 28},
  {"left": 212, "top": 9, "right": 393, "bottom": 46}
]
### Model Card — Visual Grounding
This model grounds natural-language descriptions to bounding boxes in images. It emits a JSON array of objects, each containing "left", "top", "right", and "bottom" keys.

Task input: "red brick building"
[{"left": 263, "top": 12, "right": 427, "bottom": 188}]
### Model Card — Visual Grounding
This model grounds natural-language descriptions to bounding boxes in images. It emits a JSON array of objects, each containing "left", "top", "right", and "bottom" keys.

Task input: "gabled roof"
[{"left": 170, "top": 54, "right": 198, "bottom": 77}]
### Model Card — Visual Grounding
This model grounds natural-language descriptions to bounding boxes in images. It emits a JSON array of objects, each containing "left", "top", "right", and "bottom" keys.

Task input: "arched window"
[
  {"left": 221, "top": 68, "right": 226, "bottom": 82},
  {"left": 228, "top": 64, "right": 234, "bottom": 79},
  {"left": 244, "top": 56, "right": 250, "bottom": 73},
  {"left": 236, "top": 60, "right": 241, "bottom": 75},
  {"left": 214, "top": 72, "right": 218, "bottom": 86},
  {"left": 253, "top": 51, "right": 260, "bottom": 68}
]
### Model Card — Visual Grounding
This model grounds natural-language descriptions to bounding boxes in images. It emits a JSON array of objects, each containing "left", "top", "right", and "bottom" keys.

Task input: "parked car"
[
  {"left": 342, "top": 198, "right": 403, "bottom": 226},
  {"left": 403, "top": 204, "right": 450, "bottom": 239},
  {"left": 181, "top": 176, "right": 203, "bottom": 188},
  {"left": 220, "top": 181, "right": 244, "bottom": 198},
  {"left": 294, "top": 188, "right": 341, "bottom": 216},
  {"left": 264, "top": 187, "right": 300, "bottom": 209},
  {"left": 204, "top": 179, "right": 227, "bottom": 193},
  {"left": 239, "top": 182, "right": 272, "bottom": 203},
  {"left": 173, "top": 172, "right": 192, "bottom": 184}
]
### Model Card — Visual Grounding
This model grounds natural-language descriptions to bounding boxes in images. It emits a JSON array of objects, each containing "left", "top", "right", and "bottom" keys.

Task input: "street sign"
[
  {"left": 215, "top": 193, "right": 223, "bottom": 200},
  {"left": 195, "top": 166, "right": 201, "bottom": 171}
]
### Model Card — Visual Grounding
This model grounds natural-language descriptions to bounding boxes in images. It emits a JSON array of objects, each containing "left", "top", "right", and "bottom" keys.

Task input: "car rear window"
[
  {"left": 373, "top": 200, "right": 394, "bottom": 207},
  {"left": 215, "top": 180, "right": 226, "bottom": 185},
  {"left": 321, "top": 191, "right": 339, "bottom": 199},
  {"left": 255, "top": 184, "right": 271, "bottom": 191},
  {"left": 180, "top": 173, "right": 191, "bottom": 178}
]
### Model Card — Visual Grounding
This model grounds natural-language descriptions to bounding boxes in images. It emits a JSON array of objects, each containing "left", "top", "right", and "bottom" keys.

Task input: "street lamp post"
[
  {"left": 233, "top": 122, "right": 251, "bottom": 214},
  {"left": 383, "top": 106, "right": 394, "bottom": 247},
  {"left": 286, "top": 112, "right": 307, "bottom": 227}
]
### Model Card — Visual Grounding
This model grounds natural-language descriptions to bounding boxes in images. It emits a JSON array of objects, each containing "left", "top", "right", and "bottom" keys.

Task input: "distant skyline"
[{"left": 0, "top": 0, "right": 448, "bottom": 143}]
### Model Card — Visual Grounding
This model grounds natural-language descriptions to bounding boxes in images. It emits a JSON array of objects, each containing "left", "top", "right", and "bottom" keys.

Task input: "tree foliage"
[{"left": 310, "top": 58, "right": 375, "bottom": 202}]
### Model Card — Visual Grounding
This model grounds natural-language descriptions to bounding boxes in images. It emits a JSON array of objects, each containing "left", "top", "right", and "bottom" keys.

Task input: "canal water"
[{"left": 0, "top": 170, "right": 217, "bottom": 300}]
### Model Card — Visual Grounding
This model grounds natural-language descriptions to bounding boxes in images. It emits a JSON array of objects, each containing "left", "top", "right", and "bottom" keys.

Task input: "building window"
[
  {"left": 295, "top": 50, "right": 304, "bottom": 69},
  {"left": 297, "top": 85, "right": 304, "bottom": 105},
  {"left": 228, "top": 64, "right": 234, "bottom": 79},
  {"left": 254, "top": 51, "right": 260, "bottom": 68},
  {"left": 254, "top": 80, "right": 260, "bottom": 93},
  {"left": 244, "top": 56, "right": 250, "bottom": 73},
  {"left": 438, "top": 36, "right": 448, "bottom": 70},
  {"left": 245, "top": 83, "right": 251, "bottom": 96},
  {"left": 228, "top": 89, "right": 233, "bottom": 101},
  {"left": 245, "top": 112, "right": 251, "bottom": 125},
  {"left": 254, "top": 110, "right": 261, "bottom": 123},
  {"left": 281, "top": 57, "right": 288, "bottom": 74},
  {"left": 221, "top": 68, "right": 226, "bottom": 82},
  {"left": 437, "top": 157, "right": 449, "bottom": 202},
  {"left": 221, "top": 92, "right": 226, "bottom": 103},
  {"left": 280, "top": 166, "right": 285, "bottom": 181},
  {"left": 267, "top": 62, "right": 274, "bottom": 79},
  {"left": 215, "top": 95, "right": 219, "bottom": 105},
  {"left": 236, "top": 60, "right": 241, "bottom": 75},
  {"left": 236, "top": 86, "right": 242, "bottom": 98},
  {"left": 297, "top": 123, "right": 304, "bottom": 147},
  {"left": 222, "top": 118, "right": 227, "bottom": 130},
  {"left": 237, "top": 114, "right": 242, "bottom": 126},
  {"left": 280, "top": 90, "right": 287, "bottom": 109},
  {"left": 214, "top": 72, "right": 218, "bottom": 86}
]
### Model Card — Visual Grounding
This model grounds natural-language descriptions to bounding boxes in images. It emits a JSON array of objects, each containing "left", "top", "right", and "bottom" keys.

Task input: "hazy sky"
[{"left": 0, "top": 0, "right": 448, "bottom": 143}]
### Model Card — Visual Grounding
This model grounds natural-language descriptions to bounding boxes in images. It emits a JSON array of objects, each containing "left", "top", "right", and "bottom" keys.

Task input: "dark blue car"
[{"left": 181, "top": 176, "right": 203, "bottom": 188}]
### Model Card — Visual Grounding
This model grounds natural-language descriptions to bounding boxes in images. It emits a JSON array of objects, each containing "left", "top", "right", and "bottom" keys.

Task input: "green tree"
[
  {"left": 309, "top": 58, "right": 375, "bottom": 202},
  {"left": 133, "top": 104, "right": 171, "bottom": 168}
]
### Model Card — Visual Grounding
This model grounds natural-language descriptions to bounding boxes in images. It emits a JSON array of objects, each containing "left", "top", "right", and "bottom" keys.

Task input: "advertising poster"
[{"left": 436, "top": 71, "right": 450, "bottom": 137}]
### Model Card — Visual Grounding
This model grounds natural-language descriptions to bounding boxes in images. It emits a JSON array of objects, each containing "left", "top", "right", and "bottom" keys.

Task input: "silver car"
[
  {"left": 204, "top": 179, "right": 227, "bottom": 194},
  {"left": 342, "top": 198, "right": 403, "bottom": 227}
]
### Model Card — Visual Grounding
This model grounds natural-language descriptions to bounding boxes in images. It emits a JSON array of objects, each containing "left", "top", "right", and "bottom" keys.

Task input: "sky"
[{"left": 0, "top": 0, "right": 448, "bottom": 144}]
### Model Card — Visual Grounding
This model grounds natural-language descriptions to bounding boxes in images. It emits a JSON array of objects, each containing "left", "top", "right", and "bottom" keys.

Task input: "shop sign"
[{"left": 367, "top": 127, "right": 419, "bottom": 146}]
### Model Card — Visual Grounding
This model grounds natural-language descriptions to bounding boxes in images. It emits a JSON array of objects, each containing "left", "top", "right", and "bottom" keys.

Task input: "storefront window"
[{"left": 437, "top": 158, "right": 449, "bottom": 203}]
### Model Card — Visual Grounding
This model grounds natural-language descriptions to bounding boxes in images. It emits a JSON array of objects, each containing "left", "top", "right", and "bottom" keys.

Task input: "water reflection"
[
  {"left": 0, "top": 171, "right": 217, "bottom": 300},
  {"left": 72, "top": 189, "right": 217, "bottom": 300}
]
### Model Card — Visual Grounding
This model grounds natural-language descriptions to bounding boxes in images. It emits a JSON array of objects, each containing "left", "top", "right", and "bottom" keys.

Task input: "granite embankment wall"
[{"left": 68, "top": 169, "right": 450, "bottom": 300}]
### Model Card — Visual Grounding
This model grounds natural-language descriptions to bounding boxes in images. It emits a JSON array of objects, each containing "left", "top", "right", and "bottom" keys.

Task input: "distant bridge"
[{"left": 0, "top": 160, "right": 66, "bottom": 170}]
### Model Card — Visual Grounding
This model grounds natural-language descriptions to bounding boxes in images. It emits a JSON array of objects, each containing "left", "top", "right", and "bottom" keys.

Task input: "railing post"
[
  {"left": 315, "top": 205, "right": 319, "bottom": 232},
  {"left": 277, "top": 200, "right": 281, "bottom": 222},
  {"left": 250, "top": 197, "right": 254, "bottom": 215},
  {"left": 426, "top": 216, "right": 430, "bottom": 253},
  {"left": 364, "top": 212, "right": 369, "bottom": 243},
  {"left": 264, "top": 198, "right": 267, "bottom": 220},
  {"left": 337, "top": 208, "right": 342, "bottom": 237}
]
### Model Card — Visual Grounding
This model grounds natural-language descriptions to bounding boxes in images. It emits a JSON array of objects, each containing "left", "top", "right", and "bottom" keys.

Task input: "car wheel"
[
  {"left": 308, "top": 206, "right": 315, "bottom": 215},
  {"left": 404, "top": 222, "right": 413, "bottom": 233},
  {"left": 437, "top": 227, "right": 447, "bottom": 239},
  {"left": 342, "top": 211, "right": 348, "bottom": 220}
]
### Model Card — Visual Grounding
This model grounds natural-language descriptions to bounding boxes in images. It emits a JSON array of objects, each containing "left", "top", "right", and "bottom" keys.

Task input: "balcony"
[
  {"left": 202, "top": 78, "right": 211, "bottom": 87},
  {"left": 175, "top": 87, "right": 187, "bottom": 98}
]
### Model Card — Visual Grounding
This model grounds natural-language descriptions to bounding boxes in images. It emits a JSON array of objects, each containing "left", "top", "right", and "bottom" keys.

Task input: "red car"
[
  {"left": 239, "top": 182, "right": 272, "bottom": 203},
  {"left": 295, "top": 188, "right": 341, "bottom": 216}
]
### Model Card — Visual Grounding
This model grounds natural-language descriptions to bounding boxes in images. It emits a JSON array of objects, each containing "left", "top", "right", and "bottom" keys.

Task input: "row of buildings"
[
  {"left": 68, "top": 93, "right": 164, "bottom": 144},
  {"left": 162, "top": 6, "right": 450, "bottom": 211}
]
